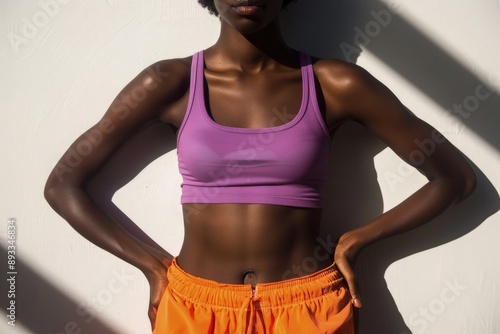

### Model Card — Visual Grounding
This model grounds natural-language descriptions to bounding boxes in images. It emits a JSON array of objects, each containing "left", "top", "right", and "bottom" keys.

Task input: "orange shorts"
[{"left": 153, "top": 257, "right": 354, "bottom": 334}]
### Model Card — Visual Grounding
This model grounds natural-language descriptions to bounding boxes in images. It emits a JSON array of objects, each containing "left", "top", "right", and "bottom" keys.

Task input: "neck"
[{"left": 207, "top": 19, "right": 298, "bottom": 72}]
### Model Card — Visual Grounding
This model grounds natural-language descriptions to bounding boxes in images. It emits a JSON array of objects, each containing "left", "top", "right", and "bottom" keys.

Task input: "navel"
[{"left": 242, "top": 269, "right": 258, "bottom": 287}]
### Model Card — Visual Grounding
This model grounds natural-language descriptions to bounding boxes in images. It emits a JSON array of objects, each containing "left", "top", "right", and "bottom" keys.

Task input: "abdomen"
[{"left": 177, "top": 203, "right": 330, "bottom": 283}]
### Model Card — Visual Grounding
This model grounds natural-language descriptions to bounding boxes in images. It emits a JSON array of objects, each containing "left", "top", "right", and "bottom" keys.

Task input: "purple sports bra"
[{"left": 177, "top": 50, "right": 331, "bottom": 208}]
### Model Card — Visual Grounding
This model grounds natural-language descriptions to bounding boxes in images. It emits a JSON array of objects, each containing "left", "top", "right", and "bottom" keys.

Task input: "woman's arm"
[
  {"left": 316, "top": 60, "right": 477, "bottom": 308},
  {"left": 44, "top": 58, "right": 190, "bottom": 327}
]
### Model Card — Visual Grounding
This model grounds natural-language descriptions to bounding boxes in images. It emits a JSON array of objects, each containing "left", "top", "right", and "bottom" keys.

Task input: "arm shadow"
[
  {"left": 86, "top": 121, "right": 177, "bottom": 253},
  {"left": 281, "top": 1, "right": 500, "bottom": 333},
  {"left": 320, "top": 122, "right": 498, "bottom": 333}
]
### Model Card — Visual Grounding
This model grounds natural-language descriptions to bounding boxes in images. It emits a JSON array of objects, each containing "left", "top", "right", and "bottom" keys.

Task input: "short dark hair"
[{"left": 198, "top": 0, "right": 298, "bottom": 16}]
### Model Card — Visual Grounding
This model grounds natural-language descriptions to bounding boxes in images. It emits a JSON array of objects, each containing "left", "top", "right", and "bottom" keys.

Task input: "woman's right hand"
[{"left": 144, "top": 258, "right": 172, "bottom": 331}]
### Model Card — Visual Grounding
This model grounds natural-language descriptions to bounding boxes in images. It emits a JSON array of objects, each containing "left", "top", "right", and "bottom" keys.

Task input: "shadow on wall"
[
  {"left": 281, "top": 0, "right": 500, "bottom": 333},
  {"left": 281, "top": 0, "right": 500, "bottom": 153},
  {"left": 0, "top": 245, "right": 121, "bottom": 334},
  {"left": 323, "top": 124, "right": 498, "bottom": 333}
]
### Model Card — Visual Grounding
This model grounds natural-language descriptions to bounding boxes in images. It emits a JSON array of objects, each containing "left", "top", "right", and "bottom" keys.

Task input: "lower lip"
[{"left": 232, "top": 5, "right": 262, "bottom": 15}]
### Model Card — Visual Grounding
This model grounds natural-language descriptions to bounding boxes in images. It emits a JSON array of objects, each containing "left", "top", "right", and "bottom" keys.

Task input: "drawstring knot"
[{"left": 237, "top": 286, "right": 260, "bottom": 334}]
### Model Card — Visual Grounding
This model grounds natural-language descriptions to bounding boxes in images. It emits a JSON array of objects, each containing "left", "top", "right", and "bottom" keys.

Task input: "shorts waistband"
[{"left": 166, "top": 257, "right": 345, "bottom": 309}]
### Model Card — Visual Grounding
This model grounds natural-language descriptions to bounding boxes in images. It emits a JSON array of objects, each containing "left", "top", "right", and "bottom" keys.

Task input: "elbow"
[
  {"left": 44, "top": 172, "right": 88, "bottom": 214},
  {"left": 44, "top": 175, "right": 72, "bottom": 209},
  {"left": 44, "top": 178, "right": 61, "bottom": 208}
]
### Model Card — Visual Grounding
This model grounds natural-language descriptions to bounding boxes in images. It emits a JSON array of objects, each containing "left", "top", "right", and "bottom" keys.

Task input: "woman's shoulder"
[
  {"left": 126, "top": 55, "right": 195, "bottom": 113},
  {"left": 311, "top": 56, "right": 391, "bottom": 108},
  {"left": 142, "top": 55, "right": 193, "bottom": 87},
  {"left": 309, "top": 55, "right": 397, "bottom": 121},
  {"left": 311, "top": 57, "right": 377, "bottom": 93}
]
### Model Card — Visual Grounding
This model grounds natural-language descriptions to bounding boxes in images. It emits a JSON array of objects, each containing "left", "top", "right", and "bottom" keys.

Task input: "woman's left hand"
[{"left": 334, "top": 232, "right": 363, "bottom": 308}]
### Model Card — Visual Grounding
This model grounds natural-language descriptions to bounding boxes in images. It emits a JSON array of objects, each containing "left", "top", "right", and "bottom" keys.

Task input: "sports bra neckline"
[{"left": 196, "top": 49, "right": 310, "bottom": 134}]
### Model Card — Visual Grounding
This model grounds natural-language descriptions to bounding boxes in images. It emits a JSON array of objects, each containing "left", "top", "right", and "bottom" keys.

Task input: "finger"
[
  {"left": 149, "top": 304, "right": 157, "bottom": 331},
  {"left": 335, "top": 258, "right": 362, "bottom": 308}
]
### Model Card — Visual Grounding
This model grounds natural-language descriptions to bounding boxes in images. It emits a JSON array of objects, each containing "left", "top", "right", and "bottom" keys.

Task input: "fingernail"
[{"left": 352, "top": 297, "right": 362, "bottom": 308}]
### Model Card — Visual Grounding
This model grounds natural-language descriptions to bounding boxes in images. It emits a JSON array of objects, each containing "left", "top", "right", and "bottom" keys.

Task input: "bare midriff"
[{"left": 176, "top": 203, "right": 333, "bottom": 285}]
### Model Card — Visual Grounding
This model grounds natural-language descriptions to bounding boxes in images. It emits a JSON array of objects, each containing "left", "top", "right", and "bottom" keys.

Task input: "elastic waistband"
[{"left": 166, "top": 257, "right": 345, "bottom": 309}]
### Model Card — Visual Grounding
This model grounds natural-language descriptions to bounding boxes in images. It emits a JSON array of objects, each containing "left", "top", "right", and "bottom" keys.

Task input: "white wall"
[{"left": 1, "top": 1, "right": 499, "bottom": 333}]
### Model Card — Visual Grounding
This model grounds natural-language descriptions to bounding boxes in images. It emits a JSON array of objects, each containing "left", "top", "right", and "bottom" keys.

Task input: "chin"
[{"left": 222, "top": 14, "right": 277, "bottom": 35}]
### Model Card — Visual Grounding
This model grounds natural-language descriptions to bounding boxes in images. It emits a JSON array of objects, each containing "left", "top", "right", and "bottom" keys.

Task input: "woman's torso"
[{"left": 160, "top": 49, "right": 334, "bottom": 285}]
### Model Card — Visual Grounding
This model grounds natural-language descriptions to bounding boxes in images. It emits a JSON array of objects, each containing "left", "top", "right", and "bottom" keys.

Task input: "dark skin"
[{"left": 44, "top": 0, "right": 477, "bottom": 331}]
